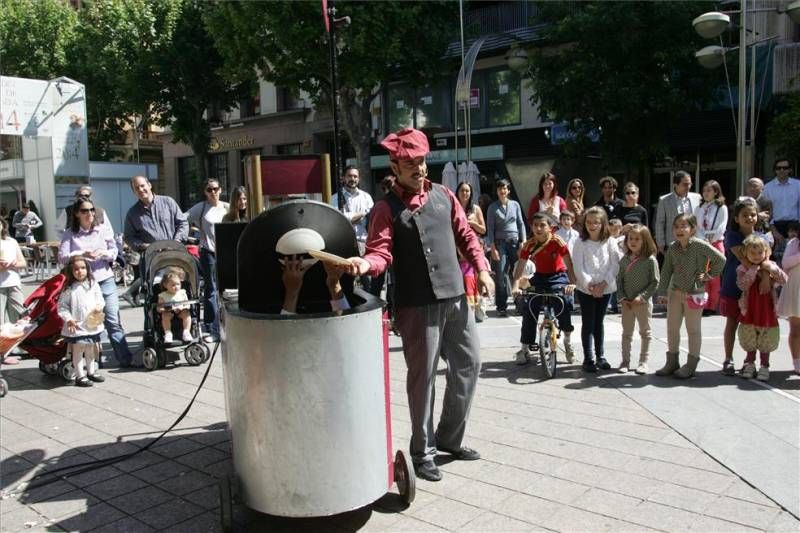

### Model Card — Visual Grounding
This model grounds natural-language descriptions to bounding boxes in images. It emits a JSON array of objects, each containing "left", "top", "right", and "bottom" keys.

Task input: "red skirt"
[{"left": 704, "top": 240, "right": 724, "bottom": 311}]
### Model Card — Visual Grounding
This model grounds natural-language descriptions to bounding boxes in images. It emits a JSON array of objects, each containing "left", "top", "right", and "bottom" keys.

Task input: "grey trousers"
[
  {"left": 0, "top": 285, "right": 25, "bottom": 325},
  {"left": 394, "top": 295, "right": 481, "bottom": 464}
]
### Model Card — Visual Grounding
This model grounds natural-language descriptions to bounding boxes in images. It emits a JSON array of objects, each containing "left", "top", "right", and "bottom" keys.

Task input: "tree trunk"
[{"left": 339, "top": 87, "right": 375, "bottom": 194}]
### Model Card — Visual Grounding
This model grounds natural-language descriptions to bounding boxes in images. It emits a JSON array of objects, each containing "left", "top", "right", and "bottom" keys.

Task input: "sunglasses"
[
  {"left": 571, "top": 185, "right": 583, "bottom": 190},
  {"left": 79, "top": 208, "right": 96, "bottom": 214},
  {"left": 206, "top": 187, "right": 220, "bottom": 192},
  {"left": 775, "top": 166, "right": 791, "bottom": 170},
  {"left": 625, "top": 191, "right": 638, "bottom": 196}
]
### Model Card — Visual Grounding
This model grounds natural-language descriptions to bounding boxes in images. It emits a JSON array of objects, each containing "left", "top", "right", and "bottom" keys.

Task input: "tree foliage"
[
  {"left": 0, "top": 0, "right": 78, "bottom": 79},
  {"left": 525, "top": 1, "right": 717, "bottom": 173},
  {"left": 205, "top": 0, "right": 459, "bottom": 182},
  {"left": 768, "top": 94, "right": 800, "bottom": 159}
]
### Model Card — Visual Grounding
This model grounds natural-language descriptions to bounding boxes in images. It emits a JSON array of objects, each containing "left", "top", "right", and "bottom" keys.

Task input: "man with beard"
[
  {"left": 331, "top": 166, "right": 374, "bottom": 256},
  {"left": 341, "top": 128, "right": 494, "bottom": 482}
]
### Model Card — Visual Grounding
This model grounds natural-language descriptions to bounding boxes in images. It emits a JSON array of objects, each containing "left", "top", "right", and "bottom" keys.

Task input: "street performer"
[{"left": 342, "top": 127, "right": 494, "bottom": 482}]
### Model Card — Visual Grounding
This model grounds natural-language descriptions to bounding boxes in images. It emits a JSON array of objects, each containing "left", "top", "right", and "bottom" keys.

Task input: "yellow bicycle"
[{"left": 522, "top": 288, "right": 566, "bottom": 379}]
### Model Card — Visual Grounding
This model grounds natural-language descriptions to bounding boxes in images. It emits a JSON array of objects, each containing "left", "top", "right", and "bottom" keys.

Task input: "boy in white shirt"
[{"left": 556, "top": 210, "right": 580, "bottom": 255}]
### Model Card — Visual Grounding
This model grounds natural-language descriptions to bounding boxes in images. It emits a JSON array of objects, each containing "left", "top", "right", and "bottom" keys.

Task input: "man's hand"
[
  {"left": 478, "top": 270, "right": 495, "bottom": 297},
  {"left": 631, "top": 295, "right": 645, "bottom": 306},
  {"left": 339, "top": 256, "right": 370, "bottom": 277}
]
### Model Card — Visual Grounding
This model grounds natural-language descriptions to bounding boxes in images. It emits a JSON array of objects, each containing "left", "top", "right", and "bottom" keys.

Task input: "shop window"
[
  {"left": 209, "top": 153, "right": 230, "bottom": 199},
  {"left": 387, "top": 84, "right": 415, "bottom": 132},
  {"left": 487, "top": 69, "right": 521, "bottom": 127},
  {"left": 276, "top": 143, "right": 302, "bottom": 155},
  {"left": 178, "top": 156, "right": 200, "bottom": 208},
  {"left": 416, "top": 82, "right": 451, "bottom": 130}
]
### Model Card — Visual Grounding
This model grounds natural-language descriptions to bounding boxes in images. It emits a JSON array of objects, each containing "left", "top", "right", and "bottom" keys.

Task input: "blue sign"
[{"left": 549, "top": 123, "right": 600, "bottom": 145}]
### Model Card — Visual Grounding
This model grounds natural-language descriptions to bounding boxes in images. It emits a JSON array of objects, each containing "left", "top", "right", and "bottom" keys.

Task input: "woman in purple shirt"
[{"left": 59, "top": 199, "right": 134, "bottom": 367}]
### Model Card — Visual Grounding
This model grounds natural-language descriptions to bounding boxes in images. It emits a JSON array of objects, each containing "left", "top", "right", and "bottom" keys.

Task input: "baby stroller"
[{"left": 141, "top": 240, "right": 209, "bottom": 370}]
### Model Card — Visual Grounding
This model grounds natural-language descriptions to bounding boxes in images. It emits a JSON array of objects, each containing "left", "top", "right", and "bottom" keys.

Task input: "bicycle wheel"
[{"left": 538, "top": 321, "right": 557, "bottom": 379}]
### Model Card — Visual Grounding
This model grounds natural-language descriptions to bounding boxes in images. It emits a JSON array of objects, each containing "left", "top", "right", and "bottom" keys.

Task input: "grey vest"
[{"left": 386, "top": 185, "right": 464, "bottom": 307}]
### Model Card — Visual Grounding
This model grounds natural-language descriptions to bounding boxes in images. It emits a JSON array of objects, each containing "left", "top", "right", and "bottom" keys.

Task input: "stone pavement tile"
[
  {"left": 702, "top": 495, "right": 782, "bottom": 530},
  {"left": 724, "top": 480, "right": 778, "bottom": 507},
  {"left": 133, "top": 497, "right": 204, "bottom": 530},
  {"left": 407, "top": 495, "right": 484, "bottom": 530},
  {"left": 63, "top": 464, "right": 125, "bottom": 488},
  {"left": 0, "top": 493, "right": 26, "bottom": 516},
  {"left": 17, "top": 479, "right": 78, "bottom": 505},
  {"left": 448, "top": 480, "right": 519, "bottom": 512},
  {"left": 29, "top": 489, "right": 96, "bottom": 520},
  {"left": 49, "top": 501, "right": 126, "bottom": 532},
  {"left": 478, "top": 463, "right": 545, "bottom": 492},
  {"left": 81, "top": 441, "right": 140, "bottom": 462},
  {"left": 377, "top": 514, "right": 448, "bottom": 531},
  {"left": 106, "top": 485, "right": 174, "bottom": 514},
  {"left": 0, "top": 454, "right": 35, "bottom": 477},
  {"left": 646, "top": 482, "right": 720, "bottom": 514},
  {"left": 151, "top": 436, "right": 207, "bottom": 459},
  {"left": 0, "top": 504, "right": 49, "bottom": 533},
  {"left": 570, "top": 488, "right": 643, "bottom": 520},
  {"left": 436, "top": 457, "right": 501, "bottom": 480},
  {"left": 200, "top": 458, "right": 234, "bottom": 480},
  {"left": 670, "top": 465, "right": 737, "bottom": 494},
  {"left": 187, "top": 428, "right": 230, "bottom": 447},
  {"left": 83, "top": 473, "right": 150, "bottom": 501},
  {"left": 1, "top": 438, "right": 78, "bottom": 462},
  {"left": 621, "top": 500, "right": 706, "bottom": 531},
  {"left": 112, "top": 450, "right": 165, "bottom": 473},
  {"left": 173, "top": 446, "right": 228, "bottom": 469},
  {"left": 491, "top": 492, "right": 564, "bottom": 528},
  {"left": 88, "top": 515, "right": 155, "bottom": 533},
  {"left": 129, "top": 458, "right": 192, "bottom": 484},
  {"left": 183, "top": 484, "right": 220, "bottom": 510},
  {"left": 540, "top": 506, "right": 658, "bottom": 532},
  {"left": 460, "top": 510, "right": 535, "bottom": 532},
  {"left": 765, "top": 510, "right": 800, "bottom": 531},
  {"left": 350, "top": 508, "right": 404, "bottom": 532},
  {"left": 686, "top": 514, "right": 762, "bottom": 532},
  {"left": 520, "top": 473, "right": 591, "bottom": 505},
  {"left": 157, "top": 470, "right": 217, "bottom": 496},
  {"left": 161, "top": 510, "right": 222, "bottom": 533},
  {"left": 408, "top": 470, "right": 470, "bottom": 498}
]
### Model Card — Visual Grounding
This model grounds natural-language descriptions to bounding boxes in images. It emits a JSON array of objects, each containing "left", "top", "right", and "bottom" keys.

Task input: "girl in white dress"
[{"left": 776, "top": 222, "right": 800, "bottom": 374}]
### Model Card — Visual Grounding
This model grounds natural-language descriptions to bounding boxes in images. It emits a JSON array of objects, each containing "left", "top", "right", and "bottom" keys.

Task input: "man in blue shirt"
[{"left": 763, "top": 158, "right": 800, "bottom": 246}]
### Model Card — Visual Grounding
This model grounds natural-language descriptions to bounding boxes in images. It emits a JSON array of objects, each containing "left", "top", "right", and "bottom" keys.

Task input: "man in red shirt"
[{"left": 344, "top": 128, "right": 493, "bottom": 482}]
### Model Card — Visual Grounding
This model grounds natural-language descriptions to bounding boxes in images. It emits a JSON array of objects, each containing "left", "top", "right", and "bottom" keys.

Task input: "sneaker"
[
  {"left": 515, "top": 345, "right": 531, "bottom": 365},
  {"left": 618, "top": 364, "right": 629, "bottom": 374},
  {"left": 635, "top": 362, "right": 648, "bottom": 375},
  {"left": 722, "top": 359, "right": 736, "bottom": 376},
  {"left": 597, "top": 357, "right": 611, "bottom": 370},
  {"left": 87, "top": 374, "right": 105, "bottom": 383},
  {"left": 182, "top": 330, "right": 193, "bottom": 342},
  {"left": 564, "top": 343, "right": 575, "bottom": 364},
  {"left": 756, "top": 366, "right": 770, "bottom": 382},
  {"left": 414, "top": 460, "right": 442, "bottom": 482},
  {"left": 163, "top": 331, "right": 173, "bottom": 344},
  {"left": 438, "top": 446, "right": 480, "bottom": 461},
  {"left": 582, "top": 360, "right": 597, "bottom": 373},
  {"left": 75, "top": 377, "right": 93, "bottom": 388},
  {"left": 741, "top": 362, "right": 757, "bottom": 379}
]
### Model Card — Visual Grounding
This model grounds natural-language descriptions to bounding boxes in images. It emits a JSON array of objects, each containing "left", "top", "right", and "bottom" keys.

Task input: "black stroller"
[{"left": 140, "top": 241, "right": 209, "bottom": 370}]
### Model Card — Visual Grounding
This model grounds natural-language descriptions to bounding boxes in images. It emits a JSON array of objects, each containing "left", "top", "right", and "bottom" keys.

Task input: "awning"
[{"left": 505, "top": 157, "right": 556, "bottom": 214}]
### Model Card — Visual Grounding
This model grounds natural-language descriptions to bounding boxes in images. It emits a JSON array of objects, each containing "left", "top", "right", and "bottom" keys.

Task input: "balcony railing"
[{"left": 464, "top": 1, "right": 539, "bottom": 35}]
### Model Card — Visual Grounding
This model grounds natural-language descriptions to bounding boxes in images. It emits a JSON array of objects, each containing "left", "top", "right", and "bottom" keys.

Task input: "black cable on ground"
[{"left": 7, "top": 342, "right": 221, "bottom": 496}]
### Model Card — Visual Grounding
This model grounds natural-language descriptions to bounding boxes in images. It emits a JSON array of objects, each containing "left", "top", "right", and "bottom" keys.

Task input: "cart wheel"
[
  {"left": 394, "top": 450, "right": 415, "bottom": 505},
  {"left": 39, "top": 361, "right": 59, "bottom": 375},
  {"left": 219, "top": 475, "right": 233, "bottom": 533},
  {"left": 0, "top": 377, "right": 8, "bottom": 398},
  {"left": 59, "top": 360, "right": 74, "bottom": 382},
  {"left": 184, "top": 343, "right": 205, "bottom": 366},
  {"left": 142, "top": 348, "right": 158, "bottom": 371}
]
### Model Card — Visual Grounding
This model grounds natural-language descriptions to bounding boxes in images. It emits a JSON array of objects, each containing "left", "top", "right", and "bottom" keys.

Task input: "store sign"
[
  {"left": 209, "top": 135, "right": 255, "bottom": 152},
  {"left": 549, "top": 122, "right": 600, "bottom": 145},
  {"left": 0, "top": 76, "right": 89, "bottom": 177}
]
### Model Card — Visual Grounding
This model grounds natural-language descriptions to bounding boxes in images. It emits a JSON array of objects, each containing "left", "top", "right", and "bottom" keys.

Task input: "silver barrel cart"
[{"left": 218, "top": 201, "right": 414, "bottom": 530}]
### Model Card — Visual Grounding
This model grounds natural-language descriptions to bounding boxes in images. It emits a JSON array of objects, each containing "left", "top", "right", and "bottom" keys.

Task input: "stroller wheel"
[
  {"left": 0, "top": 377, "right": 7, "bottom": 398},
  {"left": 39, "top": 361, "right": 59, "bottom": 375},
  {"left": 58, "top": 360, "right": 74, "bottom": 382},
  {"left": 200, "top": 344, "right": 211, "bottom": 363},
  {"left": 184, "top": 343, "right": 205, "bottom": 366},
  {"left": 142, "top": 348, "right": 158, "bottom": 371}
]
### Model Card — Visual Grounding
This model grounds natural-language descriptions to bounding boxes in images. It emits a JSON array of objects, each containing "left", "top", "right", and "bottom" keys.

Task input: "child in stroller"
[{"left": 158, "top": 269, "right": 193, "bottom": 343}]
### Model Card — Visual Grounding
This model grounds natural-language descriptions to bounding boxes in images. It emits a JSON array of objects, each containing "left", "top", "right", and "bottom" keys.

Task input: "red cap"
[{"left": 380, "top": 128, "right": 429, "bottom": 160}]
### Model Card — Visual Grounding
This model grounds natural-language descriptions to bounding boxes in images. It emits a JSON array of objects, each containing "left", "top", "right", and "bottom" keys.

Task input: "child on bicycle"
[
  {"left": 511, "top": 212, "right": 576, "bottom": 365},
  {"left": 616, "top": 224, "right": 660, "bottom": 374}
]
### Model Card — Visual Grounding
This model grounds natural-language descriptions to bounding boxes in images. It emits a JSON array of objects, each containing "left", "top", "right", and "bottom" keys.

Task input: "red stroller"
[{"left": 22, "top": 273, "right": 73, "bottom": 380}]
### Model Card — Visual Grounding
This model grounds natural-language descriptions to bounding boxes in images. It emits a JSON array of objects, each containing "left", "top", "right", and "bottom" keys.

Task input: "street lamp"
[{"left": 693, "top": 1, "right": 799, "bottom": 195}]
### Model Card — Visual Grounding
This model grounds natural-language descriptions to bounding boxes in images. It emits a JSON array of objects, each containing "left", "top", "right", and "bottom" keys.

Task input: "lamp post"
[{"left": 692, "top": 0, "right": 800, "bottom": 195}]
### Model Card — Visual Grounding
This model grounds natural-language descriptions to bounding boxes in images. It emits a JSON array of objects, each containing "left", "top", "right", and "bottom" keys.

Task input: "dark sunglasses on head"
[
  {"left": 206, "top": 187, "right": 220, "bottom": 192},
  {"left": 776, "top": 166, "right": 791, "bottom": 170},
  {"left": 79, "top": 208, "right": 96, "bottom": 214}
]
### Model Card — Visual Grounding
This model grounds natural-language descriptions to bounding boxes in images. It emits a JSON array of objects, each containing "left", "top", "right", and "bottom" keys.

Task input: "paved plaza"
[{"left": 1, "top": 279, "right": 799, "bottom": 532}]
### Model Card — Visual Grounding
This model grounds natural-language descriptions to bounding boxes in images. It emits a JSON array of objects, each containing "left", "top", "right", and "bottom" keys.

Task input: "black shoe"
[
  {"left": 722, "top": 359, "right": 736, "bottom": 376},
  {"left": 497, "top": 309, "right": 508, "bottom": 318},
  {"left": 87, "top": 374, "right": 105, "bottom": 383},
  {"left": 582, "top": 360, "right": 597, "bottom": 373},
  {"left": 597, "top": 357, "right": 611, "bottom": 370},
  {"left": 414, "top": 460, "right": 442, "bottom": 482},
  {"left": 75, "top": 378, "right": 93, "bottom": 387},
  {"left": 438, "top": 446, "right": 480, "bottom": 461},
  {"left": 529, "top": 343, "right": 539, "bottom": 353}
]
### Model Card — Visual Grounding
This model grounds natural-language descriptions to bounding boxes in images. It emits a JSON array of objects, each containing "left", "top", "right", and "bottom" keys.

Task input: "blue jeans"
[
  {"left": 200, "top": 248, "right": 219, "bottom": 338},
  {"left": 520, "top": 272, "right": 574, "bottom": 344},
  {"left": 576, "top": 290, "right": 612, "bottom": 361},
  {"left": 492, "top": 239, "right": 519, "bottom": 312},
  {"left": 98, "top": 277, "right": 133, "bottom": 366}
]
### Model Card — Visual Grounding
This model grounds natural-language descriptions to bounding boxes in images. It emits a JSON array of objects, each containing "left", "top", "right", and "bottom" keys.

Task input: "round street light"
[
  {"left": 506, "top": 45, "right": 529, "bottom": 73},
  {"left": 692, "top": 12, "right": 731, "bottom": 39},
  {"left": 695, "top": 45, "right": 728, "bottom": 69}
]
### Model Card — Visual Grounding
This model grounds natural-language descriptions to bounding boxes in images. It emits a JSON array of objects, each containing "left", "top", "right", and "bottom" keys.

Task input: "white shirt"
[
  {"left": 556, "top": 227, "right": 580, "bottom": 255},
  {"left": 571, "top": 238, "right": 623, "bottom": 295},
  {"left": 186, "top": 201, "right": 229, "bottom": 253},
  {"left": 0, "top": 237, "right": 21, "bottom": 288},
  {"left": 331, "top": 188, "right": 374, "bottom": 243},
  {"left": 693, "top": 202, "right": 728, "bottom": 243},
  {"left": 763, "top": 177, "right": 800, "bottom": 222},
  {"left": 57, "top": 280, "right": 106, "bottom": 337}
]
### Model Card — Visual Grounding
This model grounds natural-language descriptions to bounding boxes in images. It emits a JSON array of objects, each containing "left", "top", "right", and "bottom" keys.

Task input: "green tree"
[
  {"left": 68, "top": 0, "right": 182, "bottom": 160},
  {"left": 156, "top": 0, "right": 253, "bottom": 187},
  {"left": 0, "top": 0, "right": 78, "bottom": 79},
  {"left": 524, "top": 1, "right": 717, "bottom": 177},
  {"left": 768, "top": 94, "right": 800, "bottom": 158},
  {"left": 204, "top": 0, "right": 458, "bottom": 184}
]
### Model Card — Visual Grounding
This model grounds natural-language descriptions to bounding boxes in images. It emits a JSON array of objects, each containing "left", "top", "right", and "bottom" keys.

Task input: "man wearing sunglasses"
[{"left": 762, "top": 158, "right": 800, "bottom": 246}]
